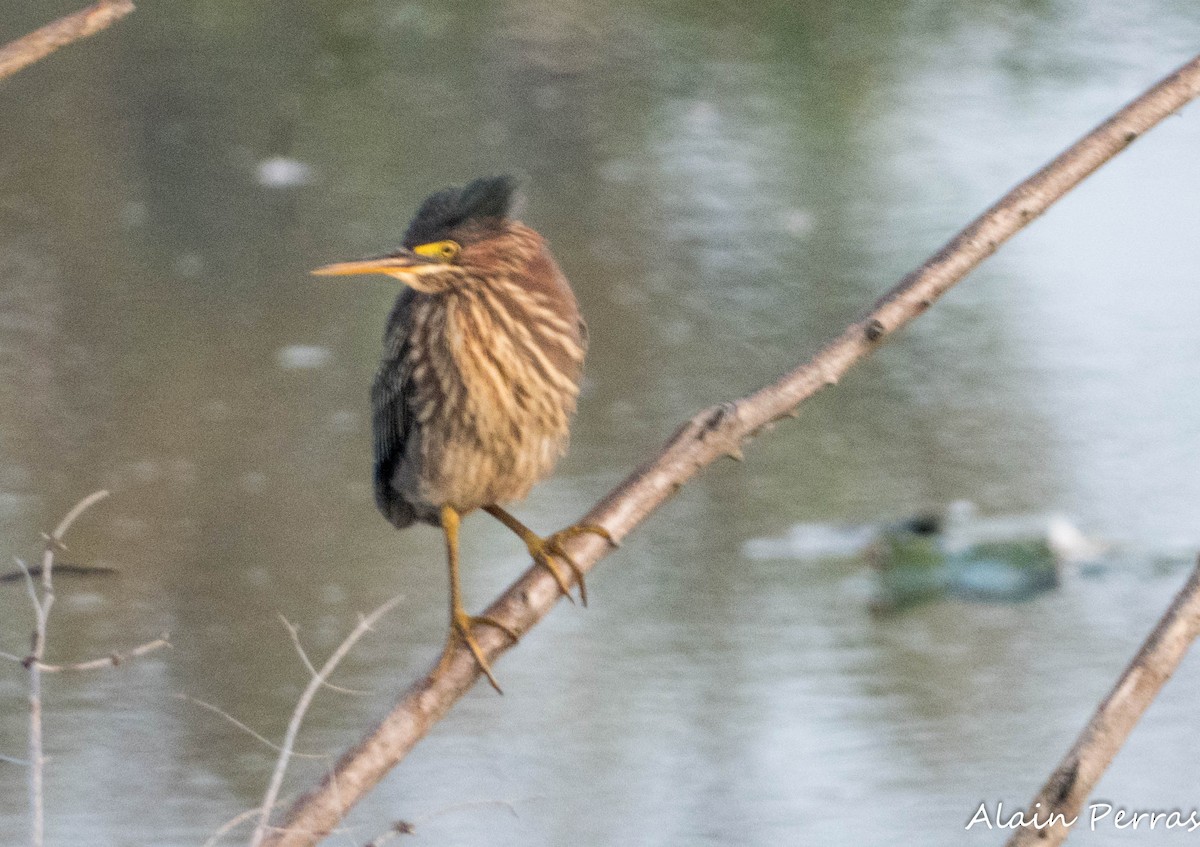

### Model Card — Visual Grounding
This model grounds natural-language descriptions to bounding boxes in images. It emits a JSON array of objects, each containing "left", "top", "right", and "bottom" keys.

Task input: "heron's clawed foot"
[
  {"left": 482, "top": 506, "right": 615, "bottom": 607},
  {"left": 445, "top": 610, "right": 519, "bottom": 694},
  {"left": 524, "top": 523, "right": 614, "bottom": 607}
]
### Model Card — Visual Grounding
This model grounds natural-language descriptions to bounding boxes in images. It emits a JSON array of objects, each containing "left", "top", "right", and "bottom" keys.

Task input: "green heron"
[{"left": 313, "top": 176, "right": 610, "bottom": 692}]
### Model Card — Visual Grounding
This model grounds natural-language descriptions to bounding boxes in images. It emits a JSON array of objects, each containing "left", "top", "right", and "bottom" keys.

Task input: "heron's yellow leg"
[
  {"left": 483, "top": 505, "right": 614, "bottom": 607},
  {"left": 439, "top": 505, "right": 518, "bottom": 694}
]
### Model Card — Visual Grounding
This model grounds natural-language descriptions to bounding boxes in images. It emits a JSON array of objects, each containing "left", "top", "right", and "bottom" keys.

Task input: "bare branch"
[
  {"left": 0, "top": 0, "right": 134, "bottom": 82},
  {"left": 22, "top": 489, "right": 109, "bottom": 847},
  {"left": 204, "top": 806, "right": 279, "bottom": 847},
  {"left": 250, "top": 596, "right": 403, "bottom": 847},
  {"left": 13, "top": 557, "right": 42, "bottom": 616},
  {"left": 414, "top": 797, "right": 524, "bottom": 826},
  {"left": 265, "top": 54, "right": 1200, "bottom": 846},
  {"left": 1003, "top": 557, "right": 1200, "bottom": 846},
  {"left": 206, "top": 808, "right": 363, "bottom": 847},
  {"left": 176, "top": 695, "right": 326, "bottom": 760},
  {"left": 27, "top": 683, "right": 43, "bottom": 847},
  {"left": 280, "top": 616, "right": 370, "bottom": 696},
  {"left": 48, "top": 490, "right": 110, "bottom": 542},
  {"left": 31, "top": 634, "right": 170, "bottom": 673}
]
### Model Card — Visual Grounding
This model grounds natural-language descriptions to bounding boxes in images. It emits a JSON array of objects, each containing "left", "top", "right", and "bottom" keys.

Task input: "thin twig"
[
  {"left": 0, "top": 634, "right": 170, "bottom": 670},
  {"left": 280, "top": 616, "right": 370, "bottom": 696},
  {"left": 250, "top": 596, "right": 403, "bottom": 847},
  {"left": 208, "top": 816, "right": 366, "bottom": 847},
  {"left": 1, "top": 754, "right": 30, "bottom": 766},
  {"left": 413, "top": 797, "right": 524, "bottom": 826},
  {"left": 13, "top": 558, "right": 41, "bottom": 616},
  {"left": 1004, "top": 557, "right": 1200, "bottom": 846},
  {"left": 176, "top": 695, "right": 326, "bottom": 759},
  {"left": 31, "top": 635, "right": 170, "bottom": 673},
  {"left": 23, "top": 490, "right": 108, "bottom": 847},
  {"left": 0, "top": 0, "right": 134, "bottom": 82},
  {"left": 48, "top": 490, "right": 110, "bottom": 540},
  {"left": 203, "top": 805, "right": 282, "bottom": 847},
  {"left": 264, "top": 54, "right": 1200, "bottom": 847}
]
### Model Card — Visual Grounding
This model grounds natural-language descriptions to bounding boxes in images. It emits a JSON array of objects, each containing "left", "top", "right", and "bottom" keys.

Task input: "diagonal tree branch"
[
  {"left": 0, "top": 0, "right": 134, "bottom": 83},
  {"left": 1004, "top": 557, "right": 1200, "bottom": 846},
  {"left": 264, "top": 53, "right": 1200, "bottom": 847}
]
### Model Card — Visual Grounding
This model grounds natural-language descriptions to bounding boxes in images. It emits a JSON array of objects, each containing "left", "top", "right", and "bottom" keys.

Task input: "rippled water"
[{"left": 2, "top": 2, "right": 1200, "bottom": 845}]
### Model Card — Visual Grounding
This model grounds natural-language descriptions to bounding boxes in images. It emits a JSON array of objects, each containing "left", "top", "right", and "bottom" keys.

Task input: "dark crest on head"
[{"left": 403, "top": 175, "right": 518, "bottom": 248}]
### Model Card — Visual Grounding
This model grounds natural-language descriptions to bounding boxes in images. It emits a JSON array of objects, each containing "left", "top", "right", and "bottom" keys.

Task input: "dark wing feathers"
[
  {"left": 371, "top": 288, "right": 419, "bottom": 528},
  {"left": 373, "top": 177, "right": 519, "bottom": 527},
  {"left": 402, "top": 175, "right": 517, "bottom": 248}
]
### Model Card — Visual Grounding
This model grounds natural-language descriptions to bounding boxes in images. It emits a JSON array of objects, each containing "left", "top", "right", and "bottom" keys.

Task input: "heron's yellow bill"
[{"left": 310, "top": 254, "right": 424, "bottom": 277}]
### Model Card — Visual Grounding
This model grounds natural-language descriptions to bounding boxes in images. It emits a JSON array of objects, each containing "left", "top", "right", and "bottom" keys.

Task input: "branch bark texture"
[
  {"left": 1004, "top": 558, "right": 1200, "bottom": 847},
  {"left": 0, "top": 0, "right": 134, "bottom": 82},
  {"left": 265, "top": 53, "right": 1200, "bottom": 846}
]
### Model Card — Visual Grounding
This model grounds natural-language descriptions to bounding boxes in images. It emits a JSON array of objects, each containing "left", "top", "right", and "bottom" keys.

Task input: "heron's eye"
[{"left": 414, "top": 240, "right": 461, "bottom": 263}]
